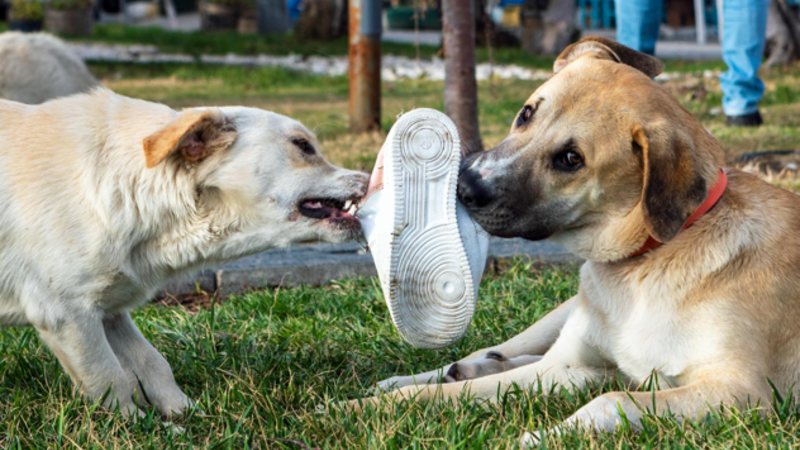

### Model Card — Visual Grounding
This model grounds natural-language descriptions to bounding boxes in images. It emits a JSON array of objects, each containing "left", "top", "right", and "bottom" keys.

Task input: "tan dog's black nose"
[{"left": 458, "top": 168, "right": 493, "bottom": 209}]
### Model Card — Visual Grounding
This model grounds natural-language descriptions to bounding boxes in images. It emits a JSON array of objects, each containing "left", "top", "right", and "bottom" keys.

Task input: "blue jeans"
[{"left": 615, "top": 0, "right": 769, "bottom": 116}]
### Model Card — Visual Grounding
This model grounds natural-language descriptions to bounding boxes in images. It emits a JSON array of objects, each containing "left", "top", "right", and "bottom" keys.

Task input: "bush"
[{"left": 9, "top": 0, "right": 44, "bottom": 20}]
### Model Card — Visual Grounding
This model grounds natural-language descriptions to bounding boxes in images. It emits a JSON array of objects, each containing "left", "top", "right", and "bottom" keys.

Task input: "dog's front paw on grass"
[
  {"left": 156, "top": 393, "right": 202, "bottom": 419},
  {"left": 370, "top": 377, "right": 403, "bottom": 394}
]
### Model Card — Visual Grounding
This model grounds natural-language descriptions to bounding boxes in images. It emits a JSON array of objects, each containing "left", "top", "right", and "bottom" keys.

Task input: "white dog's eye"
[{"left": 292, "top": 138, "right": 316, "bottom": 155}]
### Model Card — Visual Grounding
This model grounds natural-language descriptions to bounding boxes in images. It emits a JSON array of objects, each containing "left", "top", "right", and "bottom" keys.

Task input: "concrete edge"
[{"left": 159, "top": 251, "right": 584, "bottom": 297}]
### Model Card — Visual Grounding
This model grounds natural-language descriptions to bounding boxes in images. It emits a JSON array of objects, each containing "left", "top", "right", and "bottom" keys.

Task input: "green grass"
[{"left": 3, "top": 262, "right": 799, "bottom": 449}]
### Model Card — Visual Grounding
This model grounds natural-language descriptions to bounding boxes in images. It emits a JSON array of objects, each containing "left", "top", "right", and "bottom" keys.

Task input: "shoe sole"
[{"left": 385, "top": 109, "right": 475, "bottom": 349}]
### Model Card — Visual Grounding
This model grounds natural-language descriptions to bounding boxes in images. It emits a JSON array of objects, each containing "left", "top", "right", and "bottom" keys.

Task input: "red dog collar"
[{"left": 629, "top": 169, "right": 728, "bottom": 258}]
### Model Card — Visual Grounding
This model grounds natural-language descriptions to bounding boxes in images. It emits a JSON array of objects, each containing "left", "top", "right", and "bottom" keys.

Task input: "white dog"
[
  {"left": 0, "top": 89, "right": 367, "bottom": 418},
  {"left": 0, "top": 32, "right": 100, "bottom": 104}
]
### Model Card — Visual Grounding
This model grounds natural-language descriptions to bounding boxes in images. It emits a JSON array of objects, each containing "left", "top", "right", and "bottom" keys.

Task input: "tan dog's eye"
[
  {"left": 292, "top": 138, "right": 315, "bottom": 155},
  {"left": 516, "top": 105, "right": 534, "bottom": 127},
  {"left": 564, "top": 152, "right": 583, "bottom": 166},
  {"left": 553, "top": 142, "right": 584, "bottom": 172}
]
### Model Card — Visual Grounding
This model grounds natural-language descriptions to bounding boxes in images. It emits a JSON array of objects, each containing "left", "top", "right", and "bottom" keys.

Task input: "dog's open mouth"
[{"left": 297, "top": 197, "right": 360, "bottom": 227}]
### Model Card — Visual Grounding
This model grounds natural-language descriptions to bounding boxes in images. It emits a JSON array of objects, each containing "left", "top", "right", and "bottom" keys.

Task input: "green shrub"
[{"left": 9, "top": 0, "right": 44, "bottom": 20}]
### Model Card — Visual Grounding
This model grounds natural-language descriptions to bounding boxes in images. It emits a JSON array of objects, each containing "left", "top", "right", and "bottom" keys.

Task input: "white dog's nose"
[{"left": 350, "top": 172, "right": 369, "bottom": 199}]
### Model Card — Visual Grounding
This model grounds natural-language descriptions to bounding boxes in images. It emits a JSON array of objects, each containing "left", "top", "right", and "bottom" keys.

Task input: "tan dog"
[
  {"left": 0, "top": 32, "right": 100, "bottom": 104},
  {"left": 0, "top": 89, "right": 367, "bottom": 418},
  {"left": 356, "top": 36, "right": 800, "bottom": 444}
]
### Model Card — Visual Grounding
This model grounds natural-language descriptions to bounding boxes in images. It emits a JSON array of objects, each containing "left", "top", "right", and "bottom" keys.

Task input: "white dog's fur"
[
  {"left": 0, "top": 89, "right": 367, "bottom": 417},
  {"left": 0, "top": 32, "right": 100, "bottom": 104}
]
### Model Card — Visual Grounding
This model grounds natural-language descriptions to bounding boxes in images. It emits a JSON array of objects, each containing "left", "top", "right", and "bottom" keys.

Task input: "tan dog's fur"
[
  {"left": 355, "top": 37, "right": 800, "bottom": 444},
  {"left": 0, "top": 32, "right": 100, "bottom": 104},
  {"left": 0, "top": 89, "right": 367, "bottom": 418}
]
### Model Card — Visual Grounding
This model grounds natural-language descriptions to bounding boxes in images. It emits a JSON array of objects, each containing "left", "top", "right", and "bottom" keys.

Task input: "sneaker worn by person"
[
  {"left": 726, "top": 111, "right": 763, "bottom": 127},
  {"left": 357, "top": 109, "right": 489, "bottom": 349}
]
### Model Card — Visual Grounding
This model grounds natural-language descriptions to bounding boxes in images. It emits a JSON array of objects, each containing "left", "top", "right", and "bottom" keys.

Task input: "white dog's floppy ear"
[
  {"left": 143, "top": 109, "right": 237, "bottom": 168},
  {"left": 553, "top": 36, "right": 664, "bottom": 78}
]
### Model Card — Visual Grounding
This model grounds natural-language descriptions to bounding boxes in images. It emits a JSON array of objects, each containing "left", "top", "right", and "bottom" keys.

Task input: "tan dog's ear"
[
  {"left": 554, "top": 36, "right": 664, "bottom": 78},
  {"left": 143, "top": 109, "right": 237, "bottom": 168},
  {"left": 633, "top": 124, "right": 707, "bottom": 243}
]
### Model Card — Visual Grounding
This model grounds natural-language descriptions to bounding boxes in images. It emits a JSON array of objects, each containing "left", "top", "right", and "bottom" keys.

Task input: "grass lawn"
[{"left": 3, "top": 263, "right": 799, "bottom": 449}]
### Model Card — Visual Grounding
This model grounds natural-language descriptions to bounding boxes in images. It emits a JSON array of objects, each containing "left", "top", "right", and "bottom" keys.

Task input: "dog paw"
[
  {"left": 103, "top": 396, "right": 146, "bottom": 420},
  {"left": 163, "top": 421, "right": 186, "bottom": 434},
  {"left": 371, "top": 376, "right": 404, "bottom": 393},
  {"left": 443, "top": 351, "right": 510, "bottom": 382},
  {"left": 150, "top": 389, "right": 195, "bottom": 418},
  {"left": 443, "top": 363, "right": 464, "bottom": 383},
  {"left": 126, "top": 404, "right": 148, "bottom": 420}
]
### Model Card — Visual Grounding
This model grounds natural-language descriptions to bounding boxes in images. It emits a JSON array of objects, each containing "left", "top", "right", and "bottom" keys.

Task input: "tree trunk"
[
  {"left": 522, "top": 0, "right": 579, "bottom": 56},
  {"left": 442, "top": 0, "right": 483, "bottom": 155},
  {"left": 764, "top": 0, "right": 800, "bottom": 68}
]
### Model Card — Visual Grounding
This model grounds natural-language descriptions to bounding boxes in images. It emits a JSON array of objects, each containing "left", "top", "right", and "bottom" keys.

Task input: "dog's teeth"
[{"left": 344, "top": 200, "right": 353, "bottom": 210}]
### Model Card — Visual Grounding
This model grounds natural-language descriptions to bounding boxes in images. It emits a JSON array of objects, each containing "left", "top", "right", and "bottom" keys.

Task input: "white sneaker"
[{"left": 357, "top": 109, "right": 489, "bottom": 349}]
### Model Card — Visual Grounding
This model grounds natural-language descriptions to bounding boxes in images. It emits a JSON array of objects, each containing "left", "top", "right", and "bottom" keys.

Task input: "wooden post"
[{"left": 349, "top": 0, "right": 382, "bottom": 133}]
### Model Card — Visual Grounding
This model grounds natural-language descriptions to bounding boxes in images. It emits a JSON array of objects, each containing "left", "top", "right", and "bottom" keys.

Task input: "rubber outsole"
[{"left": 385, "top": 109, "right": 475, "bottom": 349}]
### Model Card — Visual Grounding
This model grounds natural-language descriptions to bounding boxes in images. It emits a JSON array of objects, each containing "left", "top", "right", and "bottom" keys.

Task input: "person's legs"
[
  {"left": 720, "top": 0, "right": 770, "bottom": 119},
  {"left": 615, "top": 0, "right": 663, "bottom": 55}
]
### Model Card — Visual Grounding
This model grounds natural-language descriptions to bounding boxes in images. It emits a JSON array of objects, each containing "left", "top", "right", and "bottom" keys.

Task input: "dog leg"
[
  {"left": 356, "top": 318, "right": 608, "bottom": 410},
  {"left": 375, "top": 295, "right": 577, "bottom": 391},
  {"left": 353, "top": 358, "right": 608, "bottom": 411},
  {"left": 521, "top": 380, "right": 771, "bottom": 446},
  {"left": 103, "top": 312, "right": 193, "bottom": 418},
  {"left": 34, "top": 310, "right": 142, "bottom": 418}
]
